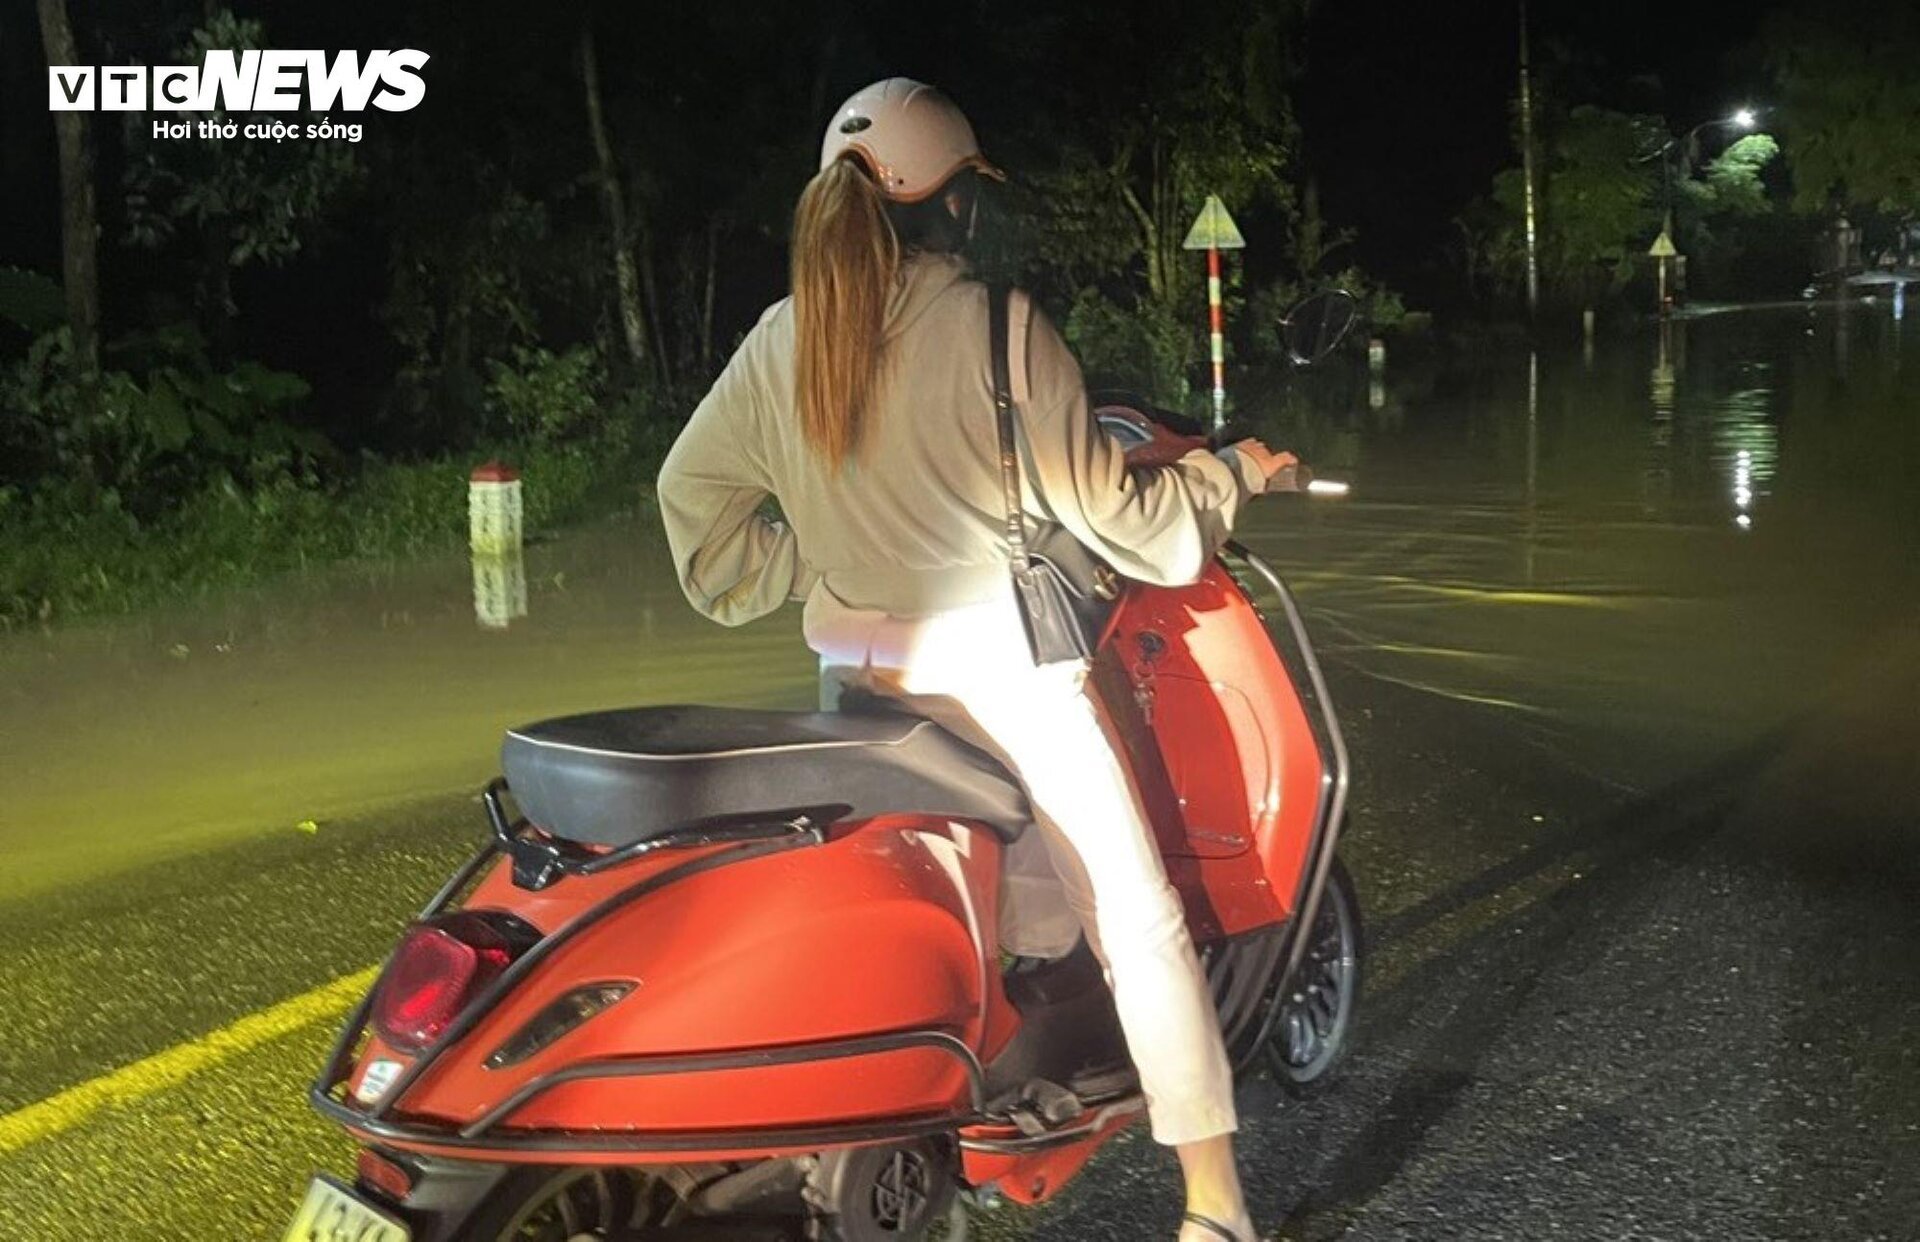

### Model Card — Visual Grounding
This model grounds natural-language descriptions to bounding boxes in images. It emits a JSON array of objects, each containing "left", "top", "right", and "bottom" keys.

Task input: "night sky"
[
  {"left": 1300, "top": 0, "right": 1771, "bottom": 304},
  {"left": 1, "top": 1, "right": 1777, "bottom": 312}
]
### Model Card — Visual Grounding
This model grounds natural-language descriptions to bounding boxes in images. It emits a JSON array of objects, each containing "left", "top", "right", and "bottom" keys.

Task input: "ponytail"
[{"left": 792, "top": 158, "right": 900, "bottom": 469}]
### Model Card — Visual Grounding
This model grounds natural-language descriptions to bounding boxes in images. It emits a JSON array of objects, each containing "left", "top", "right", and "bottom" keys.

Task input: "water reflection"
[
  {"left": 1644, "top": 321, "right": 1677, "bottom": 509},
  {"left": 1650, "top": 321, "right": 1677, "bottom": 417},
  {"left": 1711, "top": 386, "right": 1778, "bottom": 531},
  {"left": 1243, "top": 304, "right": 1917, "bottom": 785},
  {"left": 1524, "top": 350, "right": 1539, "bottom": 584},
  {"left": 472, "top": 548, "right": 529, "bottom": 630}
]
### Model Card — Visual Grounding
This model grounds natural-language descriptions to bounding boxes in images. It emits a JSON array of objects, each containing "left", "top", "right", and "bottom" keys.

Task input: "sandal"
[{"left": 1183, "top": 1211, "right": 1255, "bottom": 1242}]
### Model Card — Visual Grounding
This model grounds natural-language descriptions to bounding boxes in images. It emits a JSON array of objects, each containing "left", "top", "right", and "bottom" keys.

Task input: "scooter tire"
[
  {"left": 1268, "top": 855, "right": 1364, "bottom": 1097},
  {"left": 455, "top": 1165, "right": 661, "bottom": 1240}
]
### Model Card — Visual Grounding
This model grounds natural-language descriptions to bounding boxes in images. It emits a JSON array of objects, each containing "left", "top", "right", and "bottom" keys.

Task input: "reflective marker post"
[
  {"left": 1208, "top": 246, "right": 1225, "bottom": 424},
  {"left": 1182, "top": 195, "right": 1246, "bottom": 432},
  {"left": 469, "top": 461, "right": 527, "bottom": 631},
  {"left": 469, "top": 460, "right": 523, "bottom": 555}
]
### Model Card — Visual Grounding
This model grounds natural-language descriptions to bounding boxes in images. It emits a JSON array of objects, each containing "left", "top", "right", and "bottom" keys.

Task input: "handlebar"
[
  {"left": 1266, "top": 462, "right": 1312, "bottom": 494},
  {"left": 1264, "top": 462, "right": 1351, "bottom": 497},
  {"left": 1096, "top": 408, "right": 1350, "bottom": 496}
]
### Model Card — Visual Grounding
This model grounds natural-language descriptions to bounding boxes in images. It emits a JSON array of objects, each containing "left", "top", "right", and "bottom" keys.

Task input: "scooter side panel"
[
  {"left": 1097, "top": 564, "right": 1326, "bottom": 937},
  {"left": 382, "top": 819, "right": 1007, "bottom": 1138}
]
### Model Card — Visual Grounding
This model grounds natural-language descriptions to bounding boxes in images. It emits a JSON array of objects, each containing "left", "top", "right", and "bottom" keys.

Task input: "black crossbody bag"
[{"left": 987, "top": 283, "right": 1119, "bottom": 666}]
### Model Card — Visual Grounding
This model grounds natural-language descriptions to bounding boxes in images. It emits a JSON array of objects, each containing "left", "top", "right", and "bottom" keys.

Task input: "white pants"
[{"left": 803, "top": 586, "right": 1237, "bottom": 1145}]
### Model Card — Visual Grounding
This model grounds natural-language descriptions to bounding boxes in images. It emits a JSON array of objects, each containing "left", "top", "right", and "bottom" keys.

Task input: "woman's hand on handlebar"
[{"left": 1228, "top": 439, "right": 1301, "bottom": 488}]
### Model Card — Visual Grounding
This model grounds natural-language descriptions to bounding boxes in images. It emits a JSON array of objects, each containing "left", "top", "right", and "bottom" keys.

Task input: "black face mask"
[{"left": 887, "top": 170, "right": 979, "bottom": 255}]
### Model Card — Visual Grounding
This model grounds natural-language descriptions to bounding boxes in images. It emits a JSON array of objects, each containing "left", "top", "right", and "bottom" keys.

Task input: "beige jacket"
[{"left": 658, "top": 253, "right": 1265, "bottom": 624}]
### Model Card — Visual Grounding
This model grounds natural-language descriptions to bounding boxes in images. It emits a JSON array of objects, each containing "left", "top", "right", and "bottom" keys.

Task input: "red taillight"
[
  {"left": 371, "top": 912, "right": 520, "bottom": 1052},
  {"left": 356, "top": 1147, "right": 415, "bottom": 1203}
]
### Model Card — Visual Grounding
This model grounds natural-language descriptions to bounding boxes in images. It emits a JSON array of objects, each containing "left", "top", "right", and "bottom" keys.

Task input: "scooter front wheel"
[{"left": 1265, "top": 856, "right": 1363, "bottom": 1094}]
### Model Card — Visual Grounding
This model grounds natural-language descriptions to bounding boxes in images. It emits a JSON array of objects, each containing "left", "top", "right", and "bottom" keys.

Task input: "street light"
[
  {"left": 1639, "top": 107, "right": 1766, "bottom": 313},
  {"left": 1649, "top": 107, "right": 1764, "bottom": 167}
]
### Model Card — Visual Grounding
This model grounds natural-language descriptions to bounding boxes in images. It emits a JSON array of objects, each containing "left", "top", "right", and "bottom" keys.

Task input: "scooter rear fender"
[{"left": 334, "top": 816, "right": 1018, "bottom": 1159}]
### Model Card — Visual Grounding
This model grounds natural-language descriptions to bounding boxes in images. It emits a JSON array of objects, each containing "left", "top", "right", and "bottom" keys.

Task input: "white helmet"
[{"left": 820, "top": 78, "right": 1004, "bottom": 203}]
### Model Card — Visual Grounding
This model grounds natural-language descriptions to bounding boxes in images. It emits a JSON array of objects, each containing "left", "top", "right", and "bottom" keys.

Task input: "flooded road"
[
  {"left": 0, "top": 527, "right": 817, "bottom": 903},
  {"left": 1263, "top": 304, "right": 1919, "bottom": 779},
  {"left": 1, "top": 304, "right": 1915, "bottom": 1238}
]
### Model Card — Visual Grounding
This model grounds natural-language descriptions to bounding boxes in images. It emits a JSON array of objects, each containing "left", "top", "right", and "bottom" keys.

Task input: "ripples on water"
[{"left": 1240, "top": 303, "right": 1919, "bottom": 788}]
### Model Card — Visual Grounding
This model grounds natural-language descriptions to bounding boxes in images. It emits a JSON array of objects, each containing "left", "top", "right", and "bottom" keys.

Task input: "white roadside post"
[
  {"left": 469, "top": 461, "right": 527, "bottom": 630},
  {"left": 1182, "top": 194, "right": 1246, "bottom": 432},
  {"left": 469, "top": 460, "right": 523, "bottom": 555}
]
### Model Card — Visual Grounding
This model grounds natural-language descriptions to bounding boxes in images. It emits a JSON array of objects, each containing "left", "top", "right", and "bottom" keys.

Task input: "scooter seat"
[{"left": 502, "top": 704, "right": 1030, "bottom": 847}]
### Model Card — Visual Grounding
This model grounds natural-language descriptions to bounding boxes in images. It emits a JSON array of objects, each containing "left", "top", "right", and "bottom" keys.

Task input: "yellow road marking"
[{"left": 0, "top": 965, "right": 377, "bottom": 1156}]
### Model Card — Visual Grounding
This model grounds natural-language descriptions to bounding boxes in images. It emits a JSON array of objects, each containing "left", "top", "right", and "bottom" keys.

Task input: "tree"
[
  {"left": 1763, "top": 6, "right": 1920, "bottom": 214},
  {"left": 121, "top": 10, "right": 359, "bottom": 348},
  {"left": 1480, "top": 106, "right": 1662, "bottom": 312},
  {"left": 1685, "top": 134, "right": 1782, "bottom": 220},
  {"left": 971, "top": 0, "right": 1309, "bottom": 400},
  {"left": 580, "top": 13, "right": 653, "bottom": 382},
  {"left": 1019, "top": 5, "right": 1303, "bottom": 311},
  {"left": 34, "top": 0, "right": 99, "bottom": 391}
]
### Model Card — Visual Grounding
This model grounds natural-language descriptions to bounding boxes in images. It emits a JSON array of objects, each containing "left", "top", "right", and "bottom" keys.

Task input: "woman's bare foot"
[
  {"left": 1174, "top": 1135, "right": 1255, "bottom": 1240},
  {"left": 1177, "top": 1208, "right": 1258, "bottom": 1242}
]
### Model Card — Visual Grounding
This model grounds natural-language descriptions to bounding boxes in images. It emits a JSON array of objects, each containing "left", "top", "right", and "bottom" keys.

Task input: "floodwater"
[
  {"left": 1, "top": 303, "right": 1915, "bottom": 905},
  {"left": 1253, "top": 303, "right": 1919, "bottom": 792}
]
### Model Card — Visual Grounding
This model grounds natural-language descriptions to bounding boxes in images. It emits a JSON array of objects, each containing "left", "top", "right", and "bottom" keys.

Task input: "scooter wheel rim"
[{"left": 1270, "top": 869, "right": 1359, "bottom": 1083}]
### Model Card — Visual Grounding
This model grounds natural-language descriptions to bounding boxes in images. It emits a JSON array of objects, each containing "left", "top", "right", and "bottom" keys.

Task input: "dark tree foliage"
[
  {"left": 5, "top": 0, "right": 1345, "bottom": 509},
  {"left": 1761, "top": 4, "right": 1920, "bottom": 216}
]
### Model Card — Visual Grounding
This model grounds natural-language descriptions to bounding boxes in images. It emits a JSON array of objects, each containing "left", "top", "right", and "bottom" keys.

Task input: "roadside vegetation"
[
  {"left": 7, "top": 1, "right": 1390, "bottom": 629},
  {"left": 1458, "top": 5, "right": 1920, "bottom": 321},
  {"left": 5, "top": 1, "right": 1913, "bottom": 628}
]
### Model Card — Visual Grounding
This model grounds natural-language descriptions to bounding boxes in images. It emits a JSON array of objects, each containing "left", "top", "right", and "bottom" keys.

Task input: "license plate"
[{"left": 282, "top": 1174, "right": 411, "bottom": 1242}]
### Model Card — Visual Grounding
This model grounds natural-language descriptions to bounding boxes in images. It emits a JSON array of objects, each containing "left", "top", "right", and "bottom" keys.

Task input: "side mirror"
[{"left": 1281, "top": 290, "right": 1358, "bottom": 365}]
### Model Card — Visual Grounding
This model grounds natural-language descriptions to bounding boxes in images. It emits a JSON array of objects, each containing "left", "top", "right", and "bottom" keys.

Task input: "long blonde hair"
[{"left": 791, "top": 158, "right": 899, "bottom": 468}]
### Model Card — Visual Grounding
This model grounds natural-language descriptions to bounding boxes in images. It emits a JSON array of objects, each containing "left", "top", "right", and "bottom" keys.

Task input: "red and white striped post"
[
  {"left": 1207, "top": 245, "right": 1226, "bottom": 425},
  {"left": 1182, "top": 195, "right": 1246, "bottom": 432}
]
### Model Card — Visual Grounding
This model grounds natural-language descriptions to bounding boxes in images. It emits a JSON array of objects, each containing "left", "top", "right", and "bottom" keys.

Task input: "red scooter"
[{"left": 286, "top": 294, "right": 1363, "bottom": 1242}]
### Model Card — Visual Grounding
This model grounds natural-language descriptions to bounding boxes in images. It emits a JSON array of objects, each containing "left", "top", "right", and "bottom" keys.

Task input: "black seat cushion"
[{"left": 501, "top": 705, "right": 1029, "bottom": 847}]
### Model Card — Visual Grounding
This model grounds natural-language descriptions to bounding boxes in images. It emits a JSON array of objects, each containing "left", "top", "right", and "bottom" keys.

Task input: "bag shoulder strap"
[
  {"left": 1008, "top": 287, "right": 1033, "bottom": 409},
  {"left": 987, "top": 282, "right": 1030, "bottom": 571}
]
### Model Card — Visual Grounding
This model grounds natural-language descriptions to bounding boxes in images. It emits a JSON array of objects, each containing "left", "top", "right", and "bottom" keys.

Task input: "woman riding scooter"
[{"left": 658, "top": 78, "right": 1295, "bottom": 1242}]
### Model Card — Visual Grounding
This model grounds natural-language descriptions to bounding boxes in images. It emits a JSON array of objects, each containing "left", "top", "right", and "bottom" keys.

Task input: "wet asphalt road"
[
  {"left": 1011, "top": 665, "right": 1920, "bottom": 1242},
  {"left": 2, "top": 653, "right": 1915, "bottom": 1240}
]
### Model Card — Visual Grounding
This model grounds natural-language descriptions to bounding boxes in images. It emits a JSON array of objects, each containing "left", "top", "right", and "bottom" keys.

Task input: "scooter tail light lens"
[
  {"left": 356, "top": 1147, "right": 415, "bottom": 1203},
  {"left": 484, "top": 982, "right": 635, "bottom": 1069},
  {"left": 371, "top": 912, "right": 526, "bottom": 1053}
]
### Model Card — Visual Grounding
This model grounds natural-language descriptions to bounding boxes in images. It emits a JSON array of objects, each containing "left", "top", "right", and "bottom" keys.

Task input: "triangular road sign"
[
  {"left": 1183, "top": 195, "right": 1246, "bottom": 251},
  {"left": 1647, "top": 228, "right": 1677, "bottom": 257}
]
